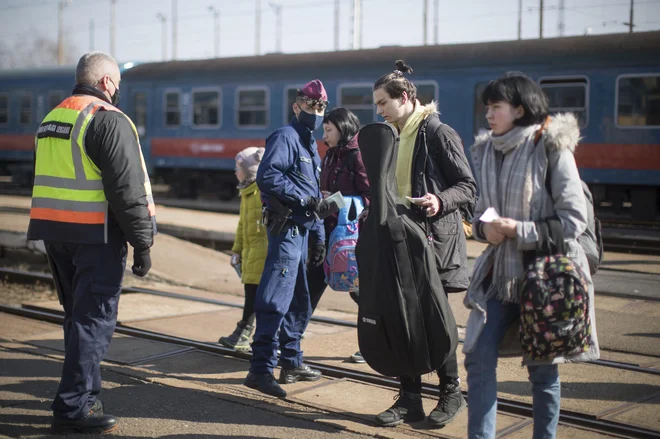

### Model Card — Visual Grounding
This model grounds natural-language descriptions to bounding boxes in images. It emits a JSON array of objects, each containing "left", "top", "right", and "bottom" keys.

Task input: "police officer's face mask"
[
  {"left": 296, "top": 104, "right": 323, "bottom": 131},
  {"left": 107, "top": 77, "right": 121, "bottom": 107}
]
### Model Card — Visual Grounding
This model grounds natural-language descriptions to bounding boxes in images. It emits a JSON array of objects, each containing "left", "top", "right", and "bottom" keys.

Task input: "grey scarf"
[{"left": 480, "top": 125, "right": 539, "bottom": 302}]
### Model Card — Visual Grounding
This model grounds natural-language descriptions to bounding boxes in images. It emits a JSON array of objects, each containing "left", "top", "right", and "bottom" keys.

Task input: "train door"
[{"left": 129, "top": 87, "right": 151, "bottom": 173}]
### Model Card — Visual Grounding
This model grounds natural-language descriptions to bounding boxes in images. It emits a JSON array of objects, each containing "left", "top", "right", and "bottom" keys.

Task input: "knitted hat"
[{"left": 235, "top": 146, "right": 265, "bottom": 182}]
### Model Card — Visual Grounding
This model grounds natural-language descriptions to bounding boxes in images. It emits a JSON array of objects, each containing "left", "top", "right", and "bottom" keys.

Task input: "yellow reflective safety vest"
[{"left": 27, "top": 94, "right": 155, "bottom": 244}]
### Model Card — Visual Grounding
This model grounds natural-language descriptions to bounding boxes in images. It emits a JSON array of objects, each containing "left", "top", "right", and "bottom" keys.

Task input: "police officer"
[
  {"left": 244, "top": 80, "right": 330, "bottom": 398},
  {"left": 27, "top": 52, "right": 156, "bottom": 434}
]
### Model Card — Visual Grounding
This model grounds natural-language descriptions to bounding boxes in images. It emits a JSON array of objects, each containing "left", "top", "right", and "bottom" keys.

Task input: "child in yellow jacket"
[{"left": 219, "top": 147, "right": 268, "bottom": 349}]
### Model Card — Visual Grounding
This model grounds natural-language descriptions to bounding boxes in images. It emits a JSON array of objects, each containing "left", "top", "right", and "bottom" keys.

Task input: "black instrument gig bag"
[{"left": 355, "top": 123, "right": 458, "bottom": 377}]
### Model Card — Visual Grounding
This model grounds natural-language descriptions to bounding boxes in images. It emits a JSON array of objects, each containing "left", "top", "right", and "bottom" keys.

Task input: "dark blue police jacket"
[{"left": 257, "top": 117, "right": 325, "bottom": 244}]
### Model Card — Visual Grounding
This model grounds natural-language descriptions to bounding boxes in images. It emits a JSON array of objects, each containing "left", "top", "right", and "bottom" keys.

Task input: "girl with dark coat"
[{"left": 307, "top": 107, "right": 370, "bottom": 362}]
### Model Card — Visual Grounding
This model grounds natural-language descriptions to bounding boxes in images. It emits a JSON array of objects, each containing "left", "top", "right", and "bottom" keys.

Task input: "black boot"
[
  {"left": 219, "top": 321, "right": 254, "bottom": 350},
  {"left": 374, "top": 390, "right": 425, "bottom": 427},
  {"left": 51, "top": 410, "right": 118, "bottom": 434},
  {"left": 279, "top": 364, "right": 322, "bottom": 384},
  {"left": 427, "top": 382, "right": 466, "bottom": 428},
  {"left": 244, "top": 372, "right": 287, "bottom": 398}
]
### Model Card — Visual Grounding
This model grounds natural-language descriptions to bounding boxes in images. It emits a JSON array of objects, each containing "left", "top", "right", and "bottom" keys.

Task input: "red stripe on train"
[
  {"left": 151, "top": 137, "right": 330, "bottom": 159},
  {"left": 0, "top": 134, "right": 34, "bottom": 151},
  {"left": 575, "top": 143, "right": 660, "bottom": 171}
]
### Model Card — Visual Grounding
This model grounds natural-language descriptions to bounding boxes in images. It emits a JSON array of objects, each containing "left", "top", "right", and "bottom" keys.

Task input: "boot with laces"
[
  {"left": 219, "top": 320, "right": 254, "bottom": 350},
  {"left": 374, "top": 389, "right": 425, "bottom": 427},
  {"left": 427, "top": 382, "right": 466, "bottom": 427}
]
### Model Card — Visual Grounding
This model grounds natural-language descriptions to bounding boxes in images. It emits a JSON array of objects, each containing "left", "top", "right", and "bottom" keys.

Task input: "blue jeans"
[{"left": 465, "top": 298, "right": 560, "bottom": 439}]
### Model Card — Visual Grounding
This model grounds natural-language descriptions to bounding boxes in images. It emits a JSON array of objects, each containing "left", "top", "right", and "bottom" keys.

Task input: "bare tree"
[{"left": 0, "top": 34, "right": 78, "bottom": 69}]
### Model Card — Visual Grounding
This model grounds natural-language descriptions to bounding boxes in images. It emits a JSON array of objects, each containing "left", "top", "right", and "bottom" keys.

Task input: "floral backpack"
[{"left": 519, "top": 219, "right": 592, "bottom": 362}]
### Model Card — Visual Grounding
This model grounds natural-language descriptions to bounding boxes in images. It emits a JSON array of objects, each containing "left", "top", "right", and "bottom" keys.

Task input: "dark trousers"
[
  {"left": 242, "top": 283, "right": 258, "bottom": 326},
  {"left": 251, "top": 224, "right": 311, "bottom": 374},
  {"left": 307, "top": 258, "right": 327, "bottom": 313},
  {"left": 400, "top": 350, "right": 460, "bottom": 392},
  {"left": 45, "top": 234, "right": 127, "bottom": 420}
]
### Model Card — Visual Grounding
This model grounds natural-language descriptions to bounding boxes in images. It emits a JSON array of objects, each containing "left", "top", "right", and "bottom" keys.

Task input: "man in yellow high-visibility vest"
[{"left": 27, "top": 51, "right": 156, "bottom": 434}]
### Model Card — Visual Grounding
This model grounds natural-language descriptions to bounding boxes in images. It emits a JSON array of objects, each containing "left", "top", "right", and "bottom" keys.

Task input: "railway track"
[{"left": 2, "top": 267, "right": 660, "bottom": 438}]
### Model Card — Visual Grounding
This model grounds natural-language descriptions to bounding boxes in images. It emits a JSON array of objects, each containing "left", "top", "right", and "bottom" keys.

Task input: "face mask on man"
[
  {"left": 107, "top": 77, "right": 121, "bottom": 107},
  {"left": 296, "top": 105, "right": 323, "bottom": 131}
]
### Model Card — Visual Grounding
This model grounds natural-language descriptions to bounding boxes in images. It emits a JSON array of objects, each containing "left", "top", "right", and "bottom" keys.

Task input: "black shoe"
[
  {"left": 427, "top": 382, "right": 466, "bottom": 428},
  {"left": 375, "top": 390, "right": 425, "bottom": 427},
  {"left": 51, "top": 411, "right": 118, "bottom": 434},
  {"left": 244, "top": 372, "right": 287, "bottom": 398},
  {"left": 219, "top": 320, "right": 254, "bottom": 350},
  {"left": 279, "top": 364, "right": 322, "bottom": 384}
]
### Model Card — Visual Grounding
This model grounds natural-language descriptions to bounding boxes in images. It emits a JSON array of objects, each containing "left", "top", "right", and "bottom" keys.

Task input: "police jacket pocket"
[{"left": 91, "top": 282, "right": 121, "bottom": 320}]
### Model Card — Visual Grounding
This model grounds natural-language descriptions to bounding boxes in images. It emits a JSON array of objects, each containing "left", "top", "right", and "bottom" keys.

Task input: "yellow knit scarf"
[{"left": 394, "top": 101, "right": 426, "bottom": 206}]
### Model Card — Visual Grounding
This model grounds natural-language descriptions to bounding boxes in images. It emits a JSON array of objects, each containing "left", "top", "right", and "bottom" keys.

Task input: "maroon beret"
[{"left": 300, "top": 79, "right": 327, "bottom": 101}]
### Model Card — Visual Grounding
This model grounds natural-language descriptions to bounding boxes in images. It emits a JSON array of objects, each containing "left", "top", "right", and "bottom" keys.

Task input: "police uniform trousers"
[
  {"left": 46, "top": 231, "right": 127, "bottom": 420},
  {"left": 250, "top": 223, "right": 311, "bottom": 374}
]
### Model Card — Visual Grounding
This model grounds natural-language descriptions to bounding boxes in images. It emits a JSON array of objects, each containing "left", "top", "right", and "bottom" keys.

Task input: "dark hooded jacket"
[
  {"left": 319, "top": 135, "right": 370, "bottom": 236},
  {"left": 409, "top": 104, "right": 476, "bottom": 292}
]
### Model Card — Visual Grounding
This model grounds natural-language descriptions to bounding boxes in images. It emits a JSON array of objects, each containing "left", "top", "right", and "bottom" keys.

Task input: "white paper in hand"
[
  {"left": 479, "top": 207, "right": 501, "bottom": 223},
  {"left": 325, "top": 191, "right": 346, "bottom": 209}
]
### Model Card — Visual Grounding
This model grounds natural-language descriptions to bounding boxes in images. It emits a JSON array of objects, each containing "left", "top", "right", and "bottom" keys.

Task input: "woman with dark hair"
[
  {"left": 307, "top": 107, "right": 370, "bottom": 359},
  {"left": 465, "top": 72, "right": 599, "bottom": 439},
  {"left": 367, "top": 60, "right": 476, "bottom": 428}
]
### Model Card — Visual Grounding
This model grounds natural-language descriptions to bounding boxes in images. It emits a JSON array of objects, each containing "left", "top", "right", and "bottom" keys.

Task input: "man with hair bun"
[
  {"left": 244, "top": 79, "right": 329, "bottom": 398},
  {"left": 368, "top": 60, "right": 476, "bottom": 428},
  {"left": 28, "top": 51, "right": 156, "bottom": 433}
]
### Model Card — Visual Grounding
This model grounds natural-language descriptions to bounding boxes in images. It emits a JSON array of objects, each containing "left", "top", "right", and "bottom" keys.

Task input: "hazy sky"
[{"left": 1, "top": 0, "right": 659, "bottom": 65}]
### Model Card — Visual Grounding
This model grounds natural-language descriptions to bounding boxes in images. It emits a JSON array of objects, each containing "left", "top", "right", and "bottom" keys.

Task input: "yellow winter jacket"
[{"left": 231, "top": 182, "right": 268, "bottom": 285}]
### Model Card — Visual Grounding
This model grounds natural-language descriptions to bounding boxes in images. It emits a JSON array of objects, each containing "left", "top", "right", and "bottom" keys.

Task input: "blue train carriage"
[{"left": 0, "top": 67, "right": 76, "bottom": 185}]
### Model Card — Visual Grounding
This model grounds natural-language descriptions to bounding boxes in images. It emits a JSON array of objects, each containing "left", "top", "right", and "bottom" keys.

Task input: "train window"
[
  {"left": 192, "top": 88, "right": 221, "bottom": 127},
  {"left": 165, "top": 91, "right": 181, "bottom": 127},
  {"left": 237, "top": 87, "right": 268, "bottom": 128},
  {"left": 539, "top": 78, "right": 588, "bottom": 128},
  {"left": 338, "top": 84, "right": 373, "bottom": 125},
  {"left": 19, "top": 94, "right": 32, "bottom": 125},
  {"left": 0, "top": 94, "right": 8, "bottom": 125},
  {"left": 284, "top": 86, "right": 303, "bottom": 125},
  {"left": 48, "top": 91, "right": 63, "bottom": 111},
  {"left": 416, "top": 81, "right": 438, "bottom": 105},
  {"left": 616, "top": 74, "right": 660, "bottom": 128},
  {"left": 133, "top": 91, "right": 147, "bottom": 136},
  {"left": 473, "top": 83, "right": 490, "bottom": 134}
]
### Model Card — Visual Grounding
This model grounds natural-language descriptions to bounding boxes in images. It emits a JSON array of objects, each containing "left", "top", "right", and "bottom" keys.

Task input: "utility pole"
[
  {"left": 623, "top": 0, "right": 634, "bottom": 32},
  {"left": 157, "top": 13, "right": 167, "bottom": 61},
  {"left": 172, "top": 0, "right": 178, "bottom": 60},
  {"left": 57, "top": 0, "right": 71, "bottom": 65},
  {"left": 208, "top": 6, "right": 220, "bottom": 57},
  {"left": 423, "top": 0, "right": 429, "bottom": 45},
  {"left": 334, "top": 0, "right": 340, "bottom": 51},
  {"left": 539, "top": 0, "right": 544, "bottom": 39},
  {"left": 110, "top": 0, "right": 116, "bottom": 57},
  {"left": 89, "top": 19, "right": 94, "bottom": 51},
  {"left": 517, "top": 0, "right": 522, "bottom": 40},
  {"left": 351, "top": 0, "right": 361, "bottom": 50},
  {"left": 558, "top": 0, "right": 565, "bottom": 36},
  {"left": 269, "top": 1, "right": 282, "bottom": 53},
  {"left": 255, "top": 0, "right": 261, "bottom": 55},
  {"left": 433, "top": 0, "right": 439, "bottom": 44}
]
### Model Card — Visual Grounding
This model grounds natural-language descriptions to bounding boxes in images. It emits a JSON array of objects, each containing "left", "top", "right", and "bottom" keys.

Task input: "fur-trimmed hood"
[
  {"left": 472, "top": 113, "right": 581, "bottom": 153},
  {"left": 421, "top": 100, "right": 439, "bottom": 118}
]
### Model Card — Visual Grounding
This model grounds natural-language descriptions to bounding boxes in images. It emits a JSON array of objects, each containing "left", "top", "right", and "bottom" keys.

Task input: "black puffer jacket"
[
  {"left": 78, "top": 85, "right": 155, "bottom": 251},
  {"left": 410, "top": 112, "right": 476, "bottom": 292}
]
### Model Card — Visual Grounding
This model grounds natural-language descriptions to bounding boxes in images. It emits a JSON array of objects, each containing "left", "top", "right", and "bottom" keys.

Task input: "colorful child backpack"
[
  {"left": 520, "top": 219, "right": 592, "bottom": 362},
  {"left": 324, "top": 195, "right": 364, "bottom": 292}
]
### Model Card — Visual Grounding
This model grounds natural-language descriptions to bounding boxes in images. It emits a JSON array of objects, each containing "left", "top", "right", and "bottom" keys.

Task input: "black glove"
[
  {"left": 132, "top": 248, "right": 152, "bottom": 277},
  {"left": 306, "top": 197, "right": 330, "bottom": 216},
  {"left": 310, "top": 243, "right": 327, "bottom": 267}
]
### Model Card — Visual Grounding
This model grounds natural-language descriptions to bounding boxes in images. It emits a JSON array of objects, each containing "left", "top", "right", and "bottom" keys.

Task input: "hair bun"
[{"left": 395, "top": 59, "right": 413, "bottom": 75}]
